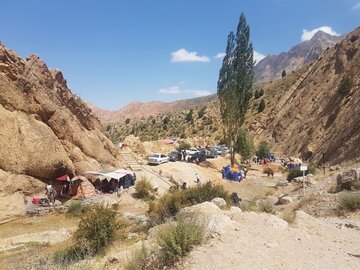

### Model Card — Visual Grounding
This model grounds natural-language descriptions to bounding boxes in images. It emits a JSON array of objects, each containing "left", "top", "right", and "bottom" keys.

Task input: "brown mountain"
[
  {"left": 89, "top": 95, "right": 216, "bottom": 124},
  {"left": 0, "top": 43, "right": 122, "bottom": 221},
  {"left": 254, "top": 30, "right": 342, "bottom": 83}
]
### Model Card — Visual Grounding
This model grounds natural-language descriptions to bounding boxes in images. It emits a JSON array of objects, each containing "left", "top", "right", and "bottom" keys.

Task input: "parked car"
[
  {"left": 185, "top": 147, "right": 199, "bottom": 155},
  {"left": 148, "top": 153, "right": 169, "bottom": 165},
  {"left": 205, "top": 147, "right": 218, "bottom": 158},
  {"left": 215, "top": 146, "right": 230, "bottom": 155},
  {"left": 168, "top": 151, "right": 182, "bottom": 162},
  {"left": 189, "top": 151, "right": 206, "bottom": 163}
]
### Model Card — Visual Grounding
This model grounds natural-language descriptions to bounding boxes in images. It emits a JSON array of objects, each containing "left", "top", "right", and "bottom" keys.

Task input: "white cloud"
[
  {"left": 158, "top": 86, "right": 181, "bottom": 94},
  {"left": 254, "top": 50, "right": 266, "bottom": 65},
  {"left": 214, "top": 52, "right": 226, "bottom": 60},
  {"left": 186, "top": 90, "right": 211, "bottom": 97},
  {"left": 301, "top": 26, "right": 340, "bottom": 41},
  {"left": 352, "top": 2, "right": 360, "bottom": 10},
  {"left": 171, "top": 49, "right": 210, "bottom": 63},
  {"left": 158, "top": 86, "right": 211, "bottom": 97}
]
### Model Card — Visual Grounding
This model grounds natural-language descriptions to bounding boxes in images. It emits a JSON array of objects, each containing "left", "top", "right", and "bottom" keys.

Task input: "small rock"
[
  {"left": 329, "top": 165, "right": 341, "bottom": 172},
  {"left": 277, "top": 195, "right": 293, "bottom": 205},
  {"left": 211, "top": 197, "right": 227, "bottom": 208}
]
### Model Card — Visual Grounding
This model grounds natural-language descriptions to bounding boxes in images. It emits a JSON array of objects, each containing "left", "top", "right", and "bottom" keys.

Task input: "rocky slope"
[
  {"left": 254, "top": 30, "right": 342, "bottom": 83},
  {"left": 0, "top": 43, "right": 122, "bottom": 221},
  {"left": 250, "top": 27, "right": 360, "bottom": 165}
]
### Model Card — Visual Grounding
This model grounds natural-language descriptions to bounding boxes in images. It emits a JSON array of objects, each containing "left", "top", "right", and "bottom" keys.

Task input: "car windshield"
[{"left": 150, "top": 154, "right": 159, "bottom": 158}]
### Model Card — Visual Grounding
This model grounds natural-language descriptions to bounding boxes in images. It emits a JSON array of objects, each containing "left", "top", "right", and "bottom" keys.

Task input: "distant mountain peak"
[{"left": 254, "top": 31, "right": 343, "bottom": 83}]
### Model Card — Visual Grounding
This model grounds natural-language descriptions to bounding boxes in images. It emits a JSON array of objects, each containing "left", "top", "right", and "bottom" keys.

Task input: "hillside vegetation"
[{"left": 105, "top": 68, "right": 305, "bottom": 144}]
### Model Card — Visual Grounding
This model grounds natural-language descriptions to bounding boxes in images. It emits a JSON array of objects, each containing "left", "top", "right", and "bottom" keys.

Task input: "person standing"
[{"left": 45, "top": 181, "right": 56, "bottom": 206}]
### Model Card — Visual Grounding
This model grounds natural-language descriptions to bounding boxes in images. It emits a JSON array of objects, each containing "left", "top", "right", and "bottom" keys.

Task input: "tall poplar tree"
[{"left": 217, "top": 13, "right": 254, "bottom": 166}]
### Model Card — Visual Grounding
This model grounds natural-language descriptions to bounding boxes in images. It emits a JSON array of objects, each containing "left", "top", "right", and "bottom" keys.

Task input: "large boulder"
[
  {"left": 211, "top": 197, "right": 227, "bottom": 208},
  {"left": 0, "top": 106, "right": 74, "bottom": 178},
  {"left": 336, "top": 168, "right": 360, "bottom": 190}
]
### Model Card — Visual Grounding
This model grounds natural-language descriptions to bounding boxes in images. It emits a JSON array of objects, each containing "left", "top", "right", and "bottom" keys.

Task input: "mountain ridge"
[{"left": 254, "top": 30, "right": 342, "bottom": 83}]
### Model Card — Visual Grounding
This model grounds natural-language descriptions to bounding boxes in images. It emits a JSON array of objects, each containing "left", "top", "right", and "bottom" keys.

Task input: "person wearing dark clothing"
[{"left": 231, "top": 192, "right": 241, "bottom": 206}]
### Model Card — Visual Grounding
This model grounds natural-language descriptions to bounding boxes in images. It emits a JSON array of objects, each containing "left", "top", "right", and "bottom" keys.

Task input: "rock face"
[
  {"left": 255, "top": 30, "right": 342, "bottom": 83},
  {"left": 0, "top": 43, "right": 122, "bottom": 221},
  {"left": 251, "top": 27, "right": 360, "bottom": 165}
]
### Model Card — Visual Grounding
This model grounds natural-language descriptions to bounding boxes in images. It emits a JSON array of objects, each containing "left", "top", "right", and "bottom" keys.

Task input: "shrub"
[
  {"left": 148, "top": 190, "right": 185, "bottom": 224},
  {"left": 258, "top": 99, "right": 266, "bottom": 113},
  {"left": 287, "top": 165, "right": 315, "bottom": 181},
  {"left": 254, "top": 89, "right": 260, "bottom": 99},
  {"left": 125, "top": 244, "right": 151, "bottom": 270},
  {"left": 74, "top": 204, "right": 118, "bottom": 255},
  {"left": 157, "top": 219, "right": 205, "bottom": 266},
  {"left": 184, "top": 182, "right": 230, "bottom": 206},
  {"left": 125, "top": 118, "right": 131, "bottom": 124},
  {"left": 259, "top": 88, "right": 264, "bottom": 97},
  {"left": 135, "top": 178, "right": 155, "bottom": 200},
  {"left": 350, "top": 35, "right": 359, "bottom": 43},
  {"left": 177, "top": 141, "right": 191, "bottom": 151},
  {"left": 197, "top": 107, "right": 206, "bottom": 118},
  {"left": 256, "top": 141, "right": 270, "bottom": 159},
  {"left": 282, "top": 70, "right": 286, "bottom": 77},
  {"left": 67, "top": 200, "right": 84, "bottom": 217},
  {"left": 54, "top": 245, "right": 88, "bottom": 265},
  {"left": 148, "top": 182, "right": 230, "bottom": 224},
  {"left": 338, "top": 77, "right": 352, "bottom": 96},
  {"left": 338, "top": 194, "right": 360, "bottom": 211},
  {"left": 163, "top": 116, "right": 170, "bottom": 125},
  {"left": 258, "top": 201, "right": 275, "bottom": 214}
]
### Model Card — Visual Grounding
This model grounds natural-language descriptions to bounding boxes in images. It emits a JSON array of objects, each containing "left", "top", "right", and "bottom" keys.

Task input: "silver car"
[{"left": 148, "top": 153, "right": 169, "bottom": 165}]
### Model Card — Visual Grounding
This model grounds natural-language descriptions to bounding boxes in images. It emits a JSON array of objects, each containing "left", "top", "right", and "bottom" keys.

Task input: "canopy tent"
[
  {"left": 56, "top": 174, "right": 70, "bottom": 181},
  {"left": 86, "top": 169, "right": 134, "bottom": 180}
]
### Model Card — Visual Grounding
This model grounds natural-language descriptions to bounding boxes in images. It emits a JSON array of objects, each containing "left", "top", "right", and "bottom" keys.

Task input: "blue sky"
[{"left": 0, "top": 0, "right": 359, "bottom": 110}]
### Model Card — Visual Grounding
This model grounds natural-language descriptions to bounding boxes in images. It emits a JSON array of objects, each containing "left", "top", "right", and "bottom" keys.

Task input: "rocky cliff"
[
  {"left": 255, "top": 30, "right": 342, "bottom": 83},
  {"left": 250, "top": 27, "right": 360, "bottom": 165},
  {"left": 0, "top": 43, "right": 122, "bottom": 221}
]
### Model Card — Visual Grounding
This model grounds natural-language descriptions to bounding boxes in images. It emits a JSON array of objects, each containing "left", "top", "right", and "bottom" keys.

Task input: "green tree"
[
  {"left": 256, "top": 141, "right": 270, "bottom": 159},
  {"left": 197, "top": 107, "right": 206, "bottom": 118},
  {"left": 217, "top": 13, "right": 254, "bottom": 166},
  {"left": 282, "top": 70, "right": 286, "bottom": 77},
  {"left": 185, "top": 109, "right": 193, "bottom": 123},
  {"left": 235, "top": 129, "right": 254, "bottom": 160},
  {"left": 258, "top": 99, "right": 266, "bottom": 113},
  {"left": 254, "top": 89, "right": 260, "bottom": 99},
  {"left": 163, "top": 116, "right": 170, "bottom": 125}
]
